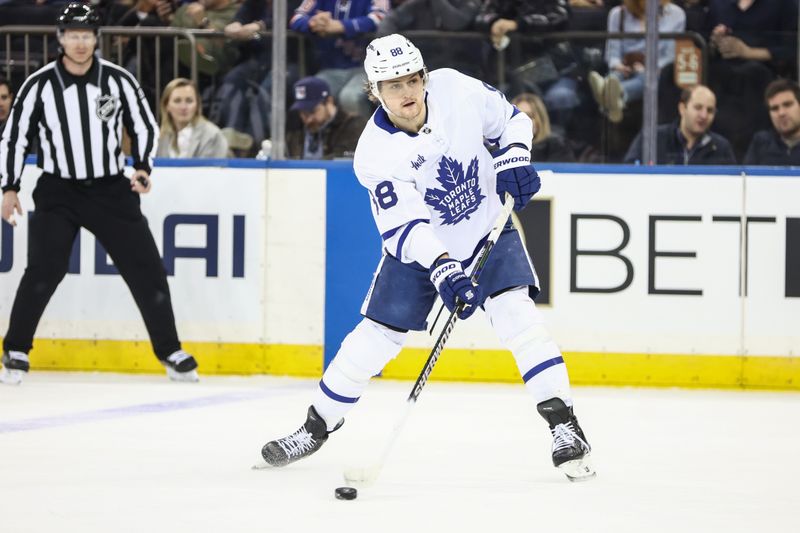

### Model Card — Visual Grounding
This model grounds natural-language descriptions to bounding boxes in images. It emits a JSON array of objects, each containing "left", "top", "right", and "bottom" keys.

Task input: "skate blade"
[
  {"left": 166, "top": 368, "right": 199, "bottom": 383},
  {"left": 559, "top": 455, "right": 597, "bottom": 482},
  {"left": 343, "top": 465, "right": 380, "bottom": 487},
  {"left": 0, "top": 367, "right": 25, "bottom": 385}
]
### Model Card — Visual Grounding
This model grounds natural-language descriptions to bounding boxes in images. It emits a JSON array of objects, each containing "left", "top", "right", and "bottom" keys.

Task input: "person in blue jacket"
[{"left": 290, "top": 0, "right": 390, "bottom": 117}]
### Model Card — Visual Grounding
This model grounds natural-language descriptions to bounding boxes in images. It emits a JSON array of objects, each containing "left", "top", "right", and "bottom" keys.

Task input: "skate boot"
[
  {"left": 162, "top": 350, "right": 199, "bottom": 382},
  {"left": 261, "top": 406, "right": 343, "bottom": 467},
  {"left": 537, "top": 397, "right": 596, "bottom": 482},
  {"left": 0, "top": 350, "right": 30, "bottom": 385}
]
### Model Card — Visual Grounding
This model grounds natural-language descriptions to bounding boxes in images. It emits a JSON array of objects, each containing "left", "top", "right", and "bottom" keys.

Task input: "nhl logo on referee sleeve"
[{"left": 95, "top": 94, "right": 118, "bottom": 122}]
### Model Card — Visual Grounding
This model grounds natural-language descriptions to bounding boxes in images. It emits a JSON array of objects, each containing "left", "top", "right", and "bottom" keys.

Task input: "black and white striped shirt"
[{"left": 0, "top": 55, "right": 158, "bottom": 192}]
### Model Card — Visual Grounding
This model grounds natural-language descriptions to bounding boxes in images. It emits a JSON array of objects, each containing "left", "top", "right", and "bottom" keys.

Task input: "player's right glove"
[
  {"left": 429, "top": 257, "right": 481, "bottom": 320},
  {"left": 493, "top": 144, "right": 541, "bottom": 211}
]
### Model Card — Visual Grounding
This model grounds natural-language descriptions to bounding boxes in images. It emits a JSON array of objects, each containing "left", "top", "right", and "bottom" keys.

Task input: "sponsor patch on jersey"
[
  {"left": 423, "top": 156, "right": 485, "bottom": 225},
  {"left": 95, "top": 94, "right": 118, "bottom": 122}
]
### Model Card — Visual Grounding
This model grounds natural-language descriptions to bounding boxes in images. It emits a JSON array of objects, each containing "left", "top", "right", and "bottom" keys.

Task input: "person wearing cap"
[
  {"left": 286, "top": 76, "right": 368, "bottom": 159},
  {"left": 0, "top": 3, "right": 199, "bottom": 385},
  {"left": 260, "top": 34, "right": 596, "bottom": 484}
]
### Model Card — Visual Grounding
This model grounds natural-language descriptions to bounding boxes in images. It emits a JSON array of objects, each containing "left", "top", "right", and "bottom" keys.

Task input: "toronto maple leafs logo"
[{"left": 424, "top": 156, "right": 485, "bottom": 225}]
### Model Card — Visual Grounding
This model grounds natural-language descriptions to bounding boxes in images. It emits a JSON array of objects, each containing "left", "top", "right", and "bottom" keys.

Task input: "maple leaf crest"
[{"left": 424, "top": 156, "right": 485, "bottom": 226}]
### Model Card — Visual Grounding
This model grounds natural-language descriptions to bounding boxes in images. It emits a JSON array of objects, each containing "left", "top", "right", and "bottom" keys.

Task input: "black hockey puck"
[{"left": 334, "top": 487, "right": 358, "bottom": 500}]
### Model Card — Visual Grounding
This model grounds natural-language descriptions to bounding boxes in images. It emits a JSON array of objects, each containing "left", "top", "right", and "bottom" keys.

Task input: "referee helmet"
[{"left": 57, "top": 3, "right": 100, "bottom": 34}]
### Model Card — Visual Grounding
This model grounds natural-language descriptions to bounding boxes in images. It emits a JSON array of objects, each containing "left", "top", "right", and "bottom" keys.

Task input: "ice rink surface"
[{"left": 1, "top": 372, "right": 797, "bottom": 533}]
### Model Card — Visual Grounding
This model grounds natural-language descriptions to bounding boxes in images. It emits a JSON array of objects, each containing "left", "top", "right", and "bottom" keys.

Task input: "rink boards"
[{"left": 0, "top": 160, "right": 798, "bottom": 389}]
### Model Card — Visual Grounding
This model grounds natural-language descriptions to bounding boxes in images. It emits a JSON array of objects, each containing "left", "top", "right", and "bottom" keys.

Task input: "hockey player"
[{"left": 261, "top": 34, "right": 595, "bottom": 481}]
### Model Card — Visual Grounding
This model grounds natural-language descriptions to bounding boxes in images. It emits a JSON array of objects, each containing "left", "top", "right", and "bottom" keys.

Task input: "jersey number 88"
[{"left": 375, "top": 181, "right": 398, "bottom": 209}]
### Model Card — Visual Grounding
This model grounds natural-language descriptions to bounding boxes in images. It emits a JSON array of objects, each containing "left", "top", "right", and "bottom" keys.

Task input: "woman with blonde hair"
[
  {"left": 511, "top": 92, "right": 575, "bottom": 162},
  {"left": 588, "top": 0, "right": 685, "bottom": 123},
  {"left": 157, "top": 78, "right": 228, "bottom": 158}
]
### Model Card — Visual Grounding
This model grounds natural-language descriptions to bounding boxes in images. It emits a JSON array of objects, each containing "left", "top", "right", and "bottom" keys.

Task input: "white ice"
[{"left": 1, "top": 373, "right": 798, "bottom": 533}]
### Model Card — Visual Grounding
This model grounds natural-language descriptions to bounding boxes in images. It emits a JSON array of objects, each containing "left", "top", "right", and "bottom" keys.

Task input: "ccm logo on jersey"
[{"left": 494, "top": 155, "right": 530, "bottom": 170}]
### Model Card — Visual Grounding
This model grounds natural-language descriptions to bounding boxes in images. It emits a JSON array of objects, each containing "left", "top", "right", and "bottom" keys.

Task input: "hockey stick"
[{"left": 343, "top": 192, "right": 514, "bottom": 486}]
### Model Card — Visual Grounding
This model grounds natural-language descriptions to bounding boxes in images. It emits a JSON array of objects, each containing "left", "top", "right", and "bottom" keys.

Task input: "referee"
[{"left": 0, "top": 3, "right": 198, "bottom": 385}]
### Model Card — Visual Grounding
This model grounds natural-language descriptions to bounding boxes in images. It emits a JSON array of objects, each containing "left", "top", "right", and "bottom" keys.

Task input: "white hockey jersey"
[{"left": 353, "top": 68, "right": 533, "bottom": 269}]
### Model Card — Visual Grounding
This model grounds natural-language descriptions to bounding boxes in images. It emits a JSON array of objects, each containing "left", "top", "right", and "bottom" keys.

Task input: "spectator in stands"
[
  {"left": 623, "top": 84, "right": 735, "bottom": 165},
  {"left": 511, "top": 92, "right": 576, "bottom": 162},
  {"left": 208, "top": 0, "right": 289, "bottom": 154},
  {"left": 474, "top": 0, "right": 579, "bottom": 133},
  {"left": 157, "top": 78, "right": 229, "bottom": 158},
  {"left": 0, "top": 78, "right": 12, "bottom": 135},
  {"left": 588, "top": 0, "right": 685, "bottom": 123},
  {"left": 110, "top": 0, "right": 175, "bottom": 108},
  {"left": 286, "top": 76, "right": 367, "bottom": 159},
  {"left": 744, "top": 79, "right": 800, "bottom": 166},
  {"left": 290, "top": 0, "right": 389, "bottom": 118},
  {"left": 376, "top": 0, "right": 482, "bottom": 77},
  {"left": 567, "top": 0, "right": 608, "bottom": 31},
  {"left": 0, "top": 0, "right": 65, "bottom": 27},
  {"left": 171, "top": 0, "right": 240, "bottom": 77},
  {"left": 704, "top": 0, "right": 798, "bottom": 160},
  {"left": 672, "top": 0, "right": 706, "bottom": 33}
]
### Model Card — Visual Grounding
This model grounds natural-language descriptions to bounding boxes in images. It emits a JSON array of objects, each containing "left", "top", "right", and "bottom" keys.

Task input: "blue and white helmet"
[{"left": 364, "top": 34, "right": 428, "bottom": 101}]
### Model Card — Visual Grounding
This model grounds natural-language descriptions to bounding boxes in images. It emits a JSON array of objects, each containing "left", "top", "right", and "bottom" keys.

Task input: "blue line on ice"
[{"left": 0, "top": 385, "right": 304, "bottom": 434}]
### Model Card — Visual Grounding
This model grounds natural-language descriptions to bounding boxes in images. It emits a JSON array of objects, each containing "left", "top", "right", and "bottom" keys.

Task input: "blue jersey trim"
[
  {"left": 373, "top": 107, "right": 405, "bottom": 134},
  {"left": 395, "top": 219, "right": 428, "bottom": 259},
  {"left": 381, "top": 225, "right": 402, "bottom": 240},
  {"left": 372, "top": 94, "right": 429, "bottom": 136},
  {"left": 462, "top": 232, "right": 490, "bottom": 271},
  {"left": 462, "top": 220, "right": 512, "bottom": 271},
  {"left": 319, "top": 380, "right": 360, "bottom": 404},
  {"left": 521, "top": 356, "right": 565, "bottom": 383}
]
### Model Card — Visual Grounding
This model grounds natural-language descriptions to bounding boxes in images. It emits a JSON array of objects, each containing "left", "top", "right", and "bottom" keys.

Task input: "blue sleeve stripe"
[
  {"left": 381, "top": 225, "right": 402, "bottom": 240},
  {"left": 510, "top": 106, "right": 520, "bottom": 118},
  {"left": 395, "top": 219, "right": 428, "bottom": 259},
  {"left": 521, "top": 356, "right": 565, "bottom": 383},
  {"left": 319, "top": 380, "right": 360, "bottom": 404}
]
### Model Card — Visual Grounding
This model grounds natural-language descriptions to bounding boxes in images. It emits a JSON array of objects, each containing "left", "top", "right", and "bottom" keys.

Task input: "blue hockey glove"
[
  {"left": 493, "top": 144, "right": 541, "bottom": 211},
  {"left": 429, "top": 257, "right": 481, "bottom": 320}
]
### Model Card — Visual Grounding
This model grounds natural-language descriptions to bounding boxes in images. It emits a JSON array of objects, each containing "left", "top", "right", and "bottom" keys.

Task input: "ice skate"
[
  {"left": 537, "top": 397, "right": 596, "bottom": 482},
  {"left": 261, "top": 406, "right": 343, "bottom": 467},
  {"left": 162, "top": 350, "right": 199, "bottom": 382},
  {"left": 0, "top": 350, "right": 30, "bottom": 385}
]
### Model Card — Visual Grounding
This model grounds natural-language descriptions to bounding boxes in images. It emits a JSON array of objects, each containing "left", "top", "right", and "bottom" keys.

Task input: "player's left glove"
[
  {"left": 429, "top": 257, "right": 481, "bottom": 320},
  {"left": 493, "top": 144, "right": 541, "bottom": 211}
]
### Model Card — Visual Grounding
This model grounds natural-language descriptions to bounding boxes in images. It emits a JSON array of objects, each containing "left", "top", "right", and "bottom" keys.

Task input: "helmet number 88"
[{"left": 390, "top": 47, "right": 404, "bottom": 57}]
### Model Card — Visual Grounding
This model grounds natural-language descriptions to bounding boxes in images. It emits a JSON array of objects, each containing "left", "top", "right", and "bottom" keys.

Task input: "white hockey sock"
[
  {"left": 484, "top": 288, "right": 573, "bottom": 406},
  {"left": 312, "top": 318, "right": 405, "bottom": 430},
  {"left": 510, "top": 325, "right": 573, "bottom": 406}
]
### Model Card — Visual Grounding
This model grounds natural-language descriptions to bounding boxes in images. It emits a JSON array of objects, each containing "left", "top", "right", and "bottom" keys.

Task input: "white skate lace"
[
  {"left": 6, "top": 351, "right": 29, "bottom": 363},
  {"left": 167, "top": 351, "right": 192, "bottom": 365},
  {"left": 277, "top": 427, "right": 317, "bottom": 458},
  {"left": 552, "top": 422, "right": 589, "bottom": 453}
]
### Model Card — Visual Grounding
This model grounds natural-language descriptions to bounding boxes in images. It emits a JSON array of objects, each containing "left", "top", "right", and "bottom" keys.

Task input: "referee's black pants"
[{"left": 3, "top": 174, "right": 182, "bottom": 360}]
